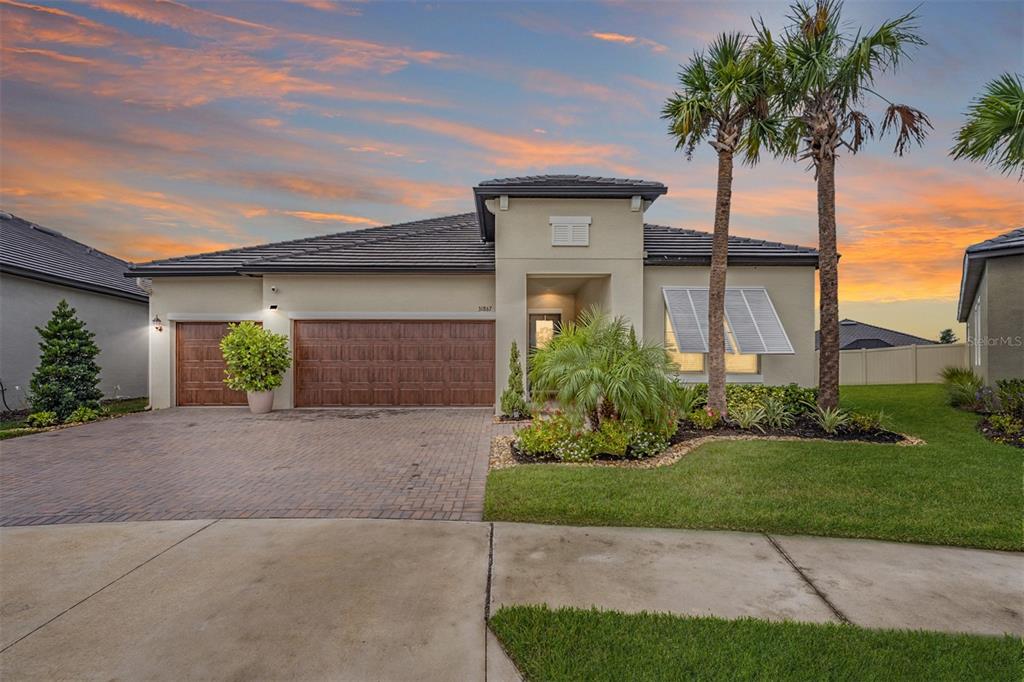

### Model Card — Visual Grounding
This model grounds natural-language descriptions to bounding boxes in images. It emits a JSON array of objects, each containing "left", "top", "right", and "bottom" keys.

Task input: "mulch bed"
[
  {"left": 490, "top": 422, "right": 922, "bottom": 471},
  {"left": 978, "top": 418, "right": 1024, "bottom": 449}
]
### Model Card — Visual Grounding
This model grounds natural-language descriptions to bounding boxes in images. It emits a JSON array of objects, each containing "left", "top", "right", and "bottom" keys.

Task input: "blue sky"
[{"left": 1, "top": 0, "right": 1021, "bottom": 337}]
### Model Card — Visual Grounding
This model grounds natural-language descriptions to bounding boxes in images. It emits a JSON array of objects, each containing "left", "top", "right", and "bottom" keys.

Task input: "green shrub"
[
  {"left": 726, "top": 384, "right": 817, "bottom": 415},
  {"left": 810, "top": 406, "right": 850, "bottom": 435},
  {"left": 730, "top": 404, "right": 766, "bottom": 432},
  {"left": 996, "top": 379, "right": 1024, "bottom": 418},
  {"left": 515, "top": 413, "right": 580, "bottom": 457},
  {"left": 988, "top": 413, "right": 1023, "bottom": 437},
  {"left": 29, "top": 300, "right": 102, "bottom": 421},
  {"left": 66, "top": 406, "right": 99, "bottom": 423},
  {"left": 761, "top": 396, "right": 795, "bottom": 429},
  {"left": 591, "top": 419, "right": 631, "bottom": 456},
  {"left": 940, "top": 366, "right": 976, "bottom": 383},
  {"left": 219, "top": 322, "right": 291, "bottom": 393},
  {"left": 500, "top": 341, "right": 529, "bottom": 420},
  {"left": 628, "top": 428, "right": 670, "bottom": 459},
  {"left": 553, "top": 437, "right": 596, "bottom": 463},
  {"left": 529, "top": 309, "right": 678, "bottom": 429},
  {"left": 687, "top": 408, "right": 721, "bottom": 430},
  {"left": 671, "top": 382, "right": 704, "bottom": 415},
  {"left": 847, "top": 410, "right": 886, "bottom": 432},
  {"left": 25, "top": 411, "right": 58, "bottom": 428},
  {"left": 942, "top": 367, "right": 984, "bottom": 409}
]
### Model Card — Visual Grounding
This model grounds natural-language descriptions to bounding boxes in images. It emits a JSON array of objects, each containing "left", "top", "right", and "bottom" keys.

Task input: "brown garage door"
[
  {"left": 175, "top": 322, "right": 249, "bottom": 406},
  {"left": 294, "top": 320, "right": 495, "bottom": 407}
]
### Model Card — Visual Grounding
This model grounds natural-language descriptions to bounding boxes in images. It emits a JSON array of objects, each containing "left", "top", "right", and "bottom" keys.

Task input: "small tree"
[
  {"left": 29, "top": 299, "right": 102, "bottom": 420},
  {"left": 500, "top": 341, "right": 529, "bottom": 419},
  {"left": 219, "top": 322, "right": 291, "bottom": 393},
  {"left": 939, "top": 328, "right": 958, "bottom": 344}
]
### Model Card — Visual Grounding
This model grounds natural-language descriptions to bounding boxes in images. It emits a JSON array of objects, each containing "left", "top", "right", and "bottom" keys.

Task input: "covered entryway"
[
  {"left": 293, "top": 320, "right": 495, "bottom": 406},
  {"left": 175, "top": 321, "right": 249, "bottom": 406}
]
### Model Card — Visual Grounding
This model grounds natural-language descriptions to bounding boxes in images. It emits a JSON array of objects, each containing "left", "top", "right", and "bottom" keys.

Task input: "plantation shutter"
[
  {"left": 550, "top": 216, "right": 590, "bottom": 246},
  {"left": 664, "top": 287, "right": 793, "bottom": 355}
]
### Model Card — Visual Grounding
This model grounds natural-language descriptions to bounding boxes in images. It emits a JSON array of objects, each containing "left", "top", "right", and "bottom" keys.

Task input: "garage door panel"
[
  {"left": 294, "top": 320, "right": 494, "bottom": 407},
  {"left": 175, "top": 321, "right": 254, "bottom": 406}
]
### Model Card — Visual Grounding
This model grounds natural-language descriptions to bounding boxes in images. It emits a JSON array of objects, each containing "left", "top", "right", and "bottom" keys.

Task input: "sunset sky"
[{"left": 1, "top": 0, "right": 1021, "bottom": 339}]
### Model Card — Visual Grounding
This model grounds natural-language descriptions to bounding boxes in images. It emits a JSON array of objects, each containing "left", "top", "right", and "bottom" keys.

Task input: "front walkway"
[
  {"left": 0, "top": 408, "right": 512, "bottom": 525},
  {"left": 1, "top": 520, "right": 1019, "bottom": 680}
]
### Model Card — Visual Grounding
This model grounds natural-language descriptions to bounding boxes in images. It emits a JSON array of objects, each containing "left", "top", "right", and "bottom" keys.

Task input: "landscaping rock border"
[{"left": 489, "top": 431, "right": 925, "bottom": 471}]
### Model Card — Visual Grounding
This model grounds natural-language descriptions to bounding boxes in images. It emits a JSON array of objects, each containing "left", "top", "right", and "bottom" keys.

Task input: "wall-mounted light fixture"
[
  {"left": 269, "top": 304, "right": 279, "bottom": 310},
  {"left": 152, "top": 315, "right": 163, "bottom": 332}
]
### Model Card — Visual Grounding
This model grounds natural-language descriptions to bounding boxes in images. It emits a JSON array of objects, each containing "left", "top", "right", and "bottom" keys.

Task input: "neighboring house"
[
  {"left": 0, "top": 212, "right": 149, "bottom": 410},
  {"left": 129, "top": 175, "right": 819, "bottom": 411},
  {"left": 815, "top": 319, "right": 936, "bottom": 350},
  {"left": 957, "top": 228, "right": 1024, "bottom": 384}
]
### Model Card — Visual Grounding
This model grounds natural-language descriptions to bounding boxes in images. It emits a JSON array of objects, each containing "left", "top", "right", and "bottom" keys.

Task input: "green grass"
[
  {"left": 0, "top": 397, "right": 148, "bottom": 440},
  {"left": 490, "top": 605, "right": 1022, "bottom": 682},
  {"left": 485, "top": 385, "right": 1023, "bottom": 550}
]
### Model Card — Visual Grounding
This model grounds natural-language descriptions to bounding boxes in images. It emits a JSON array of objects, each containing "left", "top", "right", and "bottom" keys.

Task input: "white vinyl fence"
[{"left": 815, "top": 343, "right": 968, "bottom": 385}]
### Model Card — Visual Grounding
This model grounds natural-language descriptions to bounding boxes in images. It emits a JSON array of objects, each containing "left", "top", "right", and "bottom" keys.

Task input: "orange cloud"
[
  {"left": 589, "top": 31, "right": 667, "bottom": 53},
  {"left": 109, "top": 234, "right": 238, "bottom": 262},
  {"left": 281, "top": 210, "right": 381, "bottom": 226},
  {"left": 525, "top": 69, "right": 617, "bottom": 102}
]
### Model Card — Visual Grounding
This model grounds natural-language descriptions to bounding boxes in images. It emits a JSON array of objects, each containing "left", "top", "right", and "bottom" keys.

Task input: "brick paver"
[{"left": 0, "top": 408, "right": 514, "bottom": 526}]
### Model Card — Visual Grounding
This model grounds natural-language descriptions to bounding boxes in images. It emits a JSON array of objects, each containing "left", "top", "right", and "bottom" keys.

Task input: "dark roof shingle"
[
  {"left": 815, "top": 319, "right": 935, "bottom": 350},
  {"left": 130, "top": 212, "right": 817, "bottom": 276},
  {"left": 0, "top": 213, "right": 148, "bottom": 301}
]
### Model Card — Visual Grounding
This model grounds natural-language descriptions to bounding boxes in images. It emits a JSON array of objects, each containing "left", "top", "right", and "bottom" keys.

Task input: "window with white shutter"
[{"left": 550, "top": 216, "right": 590, "bottom": 246}]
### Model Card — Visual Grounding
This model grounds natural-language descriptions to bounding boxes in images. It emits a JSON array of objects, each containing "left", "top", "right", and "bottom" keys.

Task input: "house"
[
  {"left": 815, "top": 319, "right": 936, "bottom": 351},
  {"left": 129, "top": 175, "right": 819, "bottom": 410},
  {"left": 0, "top": 212, "right": 149, "bottom": 410},
  {"left": 957, "top": 228, "right": 1024, "bottom": 384}
]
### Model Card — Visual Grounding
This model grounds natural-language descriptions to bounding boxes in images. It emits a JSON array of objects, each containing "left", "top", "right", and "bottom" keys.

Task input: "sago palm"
[
  {"left": 769, "top": 0, "right": 931, "bottom": 408},
  {"left": 529, "top": 308, "right": 677, "bottom": 430},
  {"left": 661, "top": 32, "right": 779, "bottom": 415},
  {"left": 952, "top": 73, "right": 1024, "bottom": 178}
]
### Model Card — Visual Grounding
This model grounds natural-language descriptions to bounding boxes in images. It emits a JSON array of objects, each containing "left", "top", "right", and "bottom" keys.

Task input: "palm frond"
[
  {"left": 951, "top": 72, "right": 1024, "bottom": 178},
  {"left": 881, "top": 103, "right": 932, "bottom": 156}
]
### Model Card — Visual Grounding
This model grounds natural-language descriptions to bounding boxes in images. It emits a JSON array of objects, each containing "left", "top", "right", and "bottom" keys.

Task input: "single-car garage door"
[
  {"left": 175, "top": 321, "right": 249, "bottom": 406},
  {"left": 294, "top": 320, "right": 495, "bottom": 407}
]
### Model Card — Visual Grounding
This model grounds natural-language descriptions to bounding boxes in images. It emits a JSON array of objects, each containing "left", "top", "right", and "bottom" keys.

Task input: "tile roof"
[
  {"left": 643, "top": 224, "right": 819, "bottom": 265},
  {"left": 477, "top": 175, "right": 668, "bottom": 190},
  {"left": 130, "top": 212, "right": 817, "bottom": 276},
  {"left": 0, "top": 212, "right": 148, "bottom": 301},
  {"left": 815, "top": 319, "right": 935, "bottom": 350},
  {"left": 957, "top": 227, "right": 1024, "bottom": 321}
]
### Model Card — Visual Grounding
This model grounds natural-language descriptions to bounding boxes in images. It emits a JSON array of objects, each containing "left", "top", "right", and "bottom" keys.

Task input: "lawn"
[
  {"left": 490, "top": 605, "right": 1021, "bottom": 682},
  {"left": 0, "top": 397, "right": 148, "bottom": 440},
  {"left": 485, "top": 384, "right": 1023, "bottom": 550}
]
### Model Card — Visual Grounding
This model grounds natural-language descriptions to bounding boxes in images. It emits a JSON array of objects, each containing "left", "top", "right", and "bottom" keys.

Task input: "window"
[
  {"left": 664, "top": 312, "right": 759, "bottom": 374},
  {"left": 550, "top": 216, "right": 590, "bottom": 246}
]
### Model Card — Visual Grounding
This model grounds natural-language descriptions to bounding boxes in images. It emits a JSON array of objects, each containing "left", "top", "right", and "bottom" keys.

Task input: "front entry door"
[{"left": 529, "top": 313, "right": 561, "bottom": 351}]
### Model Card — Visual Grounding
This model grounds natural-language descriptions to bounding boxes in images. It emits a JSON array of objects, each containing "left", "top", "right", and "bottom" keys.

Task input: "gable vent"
[{"left": 550, "top": 216, "right": 590, "bottom": 246}]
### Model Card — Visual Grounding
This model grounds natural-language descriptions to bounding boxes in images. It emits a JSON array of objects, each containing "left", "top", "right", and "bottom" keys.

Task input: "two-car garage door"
[
  {"left": 293, "top": 320, "right": 494, "bottom": 406},
  {"left": 175, "top": 320, "right": 495, "bottom": 407}
]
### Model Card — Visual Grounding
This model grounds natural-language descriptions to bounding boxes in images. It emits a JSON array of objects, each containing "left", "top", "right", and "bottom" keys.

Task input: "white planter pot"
[{"left": 247, "top": 390, "right": 274, "bottom": 414}]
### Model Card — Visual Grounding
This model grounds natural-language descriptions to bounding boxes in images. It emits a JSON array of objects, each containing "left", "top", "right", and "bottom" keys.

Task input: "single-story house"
[
  {"left": 0, "top": 212, "right": 149, "bottom": 410},
  {"left": 129, "top": 175, "right": 819, "bottom": 411},
  {"left": 815, "top": 319, "right": 936, "bottom": 350},
  {"left": 957, "top": 227, "right": 1023, "bottom": 384}
]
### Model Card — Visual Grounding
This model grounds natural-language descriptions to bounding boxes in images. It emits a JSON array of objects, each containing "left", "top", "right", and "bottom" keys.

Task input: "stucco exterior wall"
[
  {"left": 148, "top": 274, "right": 495, "bottom": 409},
  {"left": 493, "top": 197, "right": 646, "bottom": 402},
  {"left": 642, "top": 265, "right": 817, "bottom": 387},
  {"left": 0, "top": 273, "right": 148, "bottom": 409},
  {"left": 970, "top": 255, "right": 1023, "bottom": 383}
]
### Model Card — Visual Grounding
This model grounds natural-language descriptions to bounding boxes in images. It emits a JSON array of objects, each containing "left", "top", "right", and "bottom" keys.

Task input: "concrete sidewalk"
[{"left": 1, "top": 519, "right": 1020, "bottom": 680}]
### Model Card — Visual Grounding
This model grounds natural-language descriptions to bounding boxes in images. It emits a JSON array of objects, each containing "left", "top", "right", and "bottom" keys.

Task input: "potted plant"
[{"left": 219, "top": 321, "right": 291, "bottom": 414}]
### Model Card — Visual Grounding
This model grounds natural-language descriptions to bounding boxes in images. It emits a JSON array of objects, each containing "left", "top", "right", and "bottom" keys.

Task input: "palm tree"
[
  {"left": 661, "top": 32, "right": 778, "bottom": 415},
  {"left": 529, "top": 308, "right": 678, "bottom": 430},
  {"left": 952, "top": 73, "right": 1024, "bottom": 178},
  {"left": 768, "top": 0, "right": 931, "bottom": 408}
]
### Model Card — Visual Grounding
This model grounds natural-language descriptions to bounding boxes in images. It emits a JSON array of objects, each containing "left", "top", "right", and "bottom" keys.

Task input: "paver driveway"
[{"left": 0, "top": 407, "right": 511, "bottom": 526}]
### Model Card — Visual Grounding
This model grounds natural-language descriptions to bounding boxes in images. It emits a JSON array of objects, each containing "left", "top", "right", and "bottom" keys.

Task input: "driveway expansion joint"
[
  {"left": 765, "top": 533, "right": 851, "bottom": 625},
  {"left": 0, "top": 519, "right": 219, "bottom": 655}
]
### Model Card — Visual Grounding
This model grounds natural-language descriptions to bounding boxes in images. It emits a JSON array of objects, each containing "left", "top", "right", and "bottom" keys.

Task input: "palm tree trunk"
[
  {"left": 816, "top": 153, "right": 840, "bottom": 409},
  {"left": 707, "top": 149, "right": 733, "bottom": 415}
]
